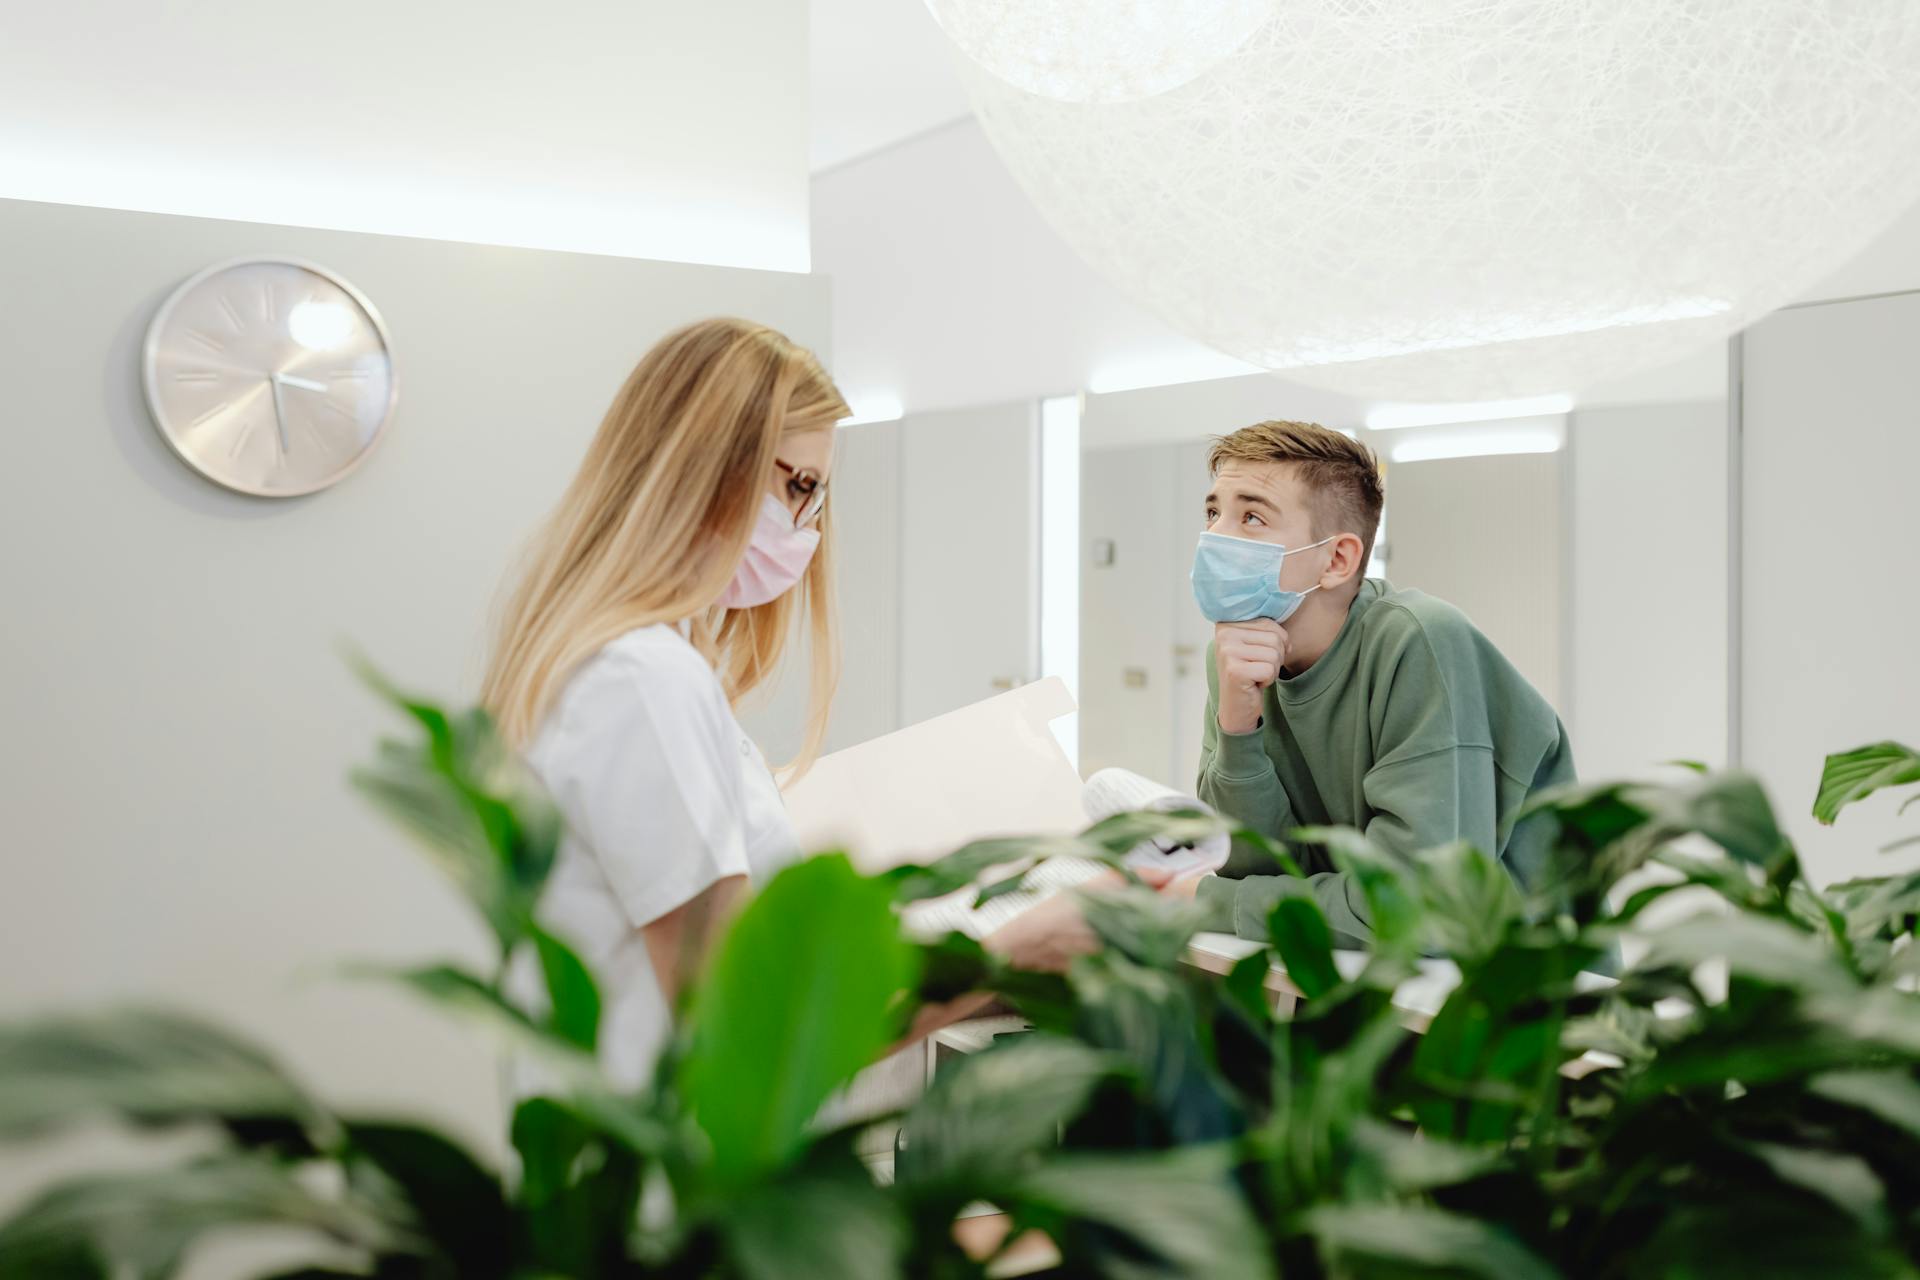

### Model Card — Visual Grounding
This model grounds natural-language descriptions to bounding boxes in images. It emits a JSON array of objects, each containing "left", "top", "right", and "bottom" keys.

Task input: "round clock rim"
[{"left": 141, "top": 255, "right": 400, "bottom": 499}]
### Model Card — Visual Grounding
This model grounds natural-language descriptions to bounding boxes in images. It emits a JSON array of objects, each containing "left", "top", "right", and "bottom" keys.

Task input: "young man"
[{"left": 1169, "top": 420, "right": 1575, "bottom": 945}]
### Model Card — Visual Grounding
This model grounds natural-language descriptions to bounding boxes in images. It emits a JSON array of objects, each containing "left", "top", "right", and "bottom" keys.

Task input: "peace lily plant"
[{"left": 2, "top": 667, "right": 1917, "bottom": 1279}]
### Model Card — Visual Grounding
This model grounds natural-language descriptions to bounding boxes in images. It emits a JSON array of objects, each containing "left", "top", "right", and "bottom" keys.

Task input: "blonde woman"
[{"left": 483, "top": 317, "right": 846, "bottom": 1086}]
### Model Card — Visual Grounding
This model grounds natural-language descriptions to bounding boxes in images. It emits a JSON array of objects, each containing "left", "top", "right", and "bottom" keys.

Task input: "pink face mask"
[{"left": 719, "top": 493, "right": 821, "bottom": 610}]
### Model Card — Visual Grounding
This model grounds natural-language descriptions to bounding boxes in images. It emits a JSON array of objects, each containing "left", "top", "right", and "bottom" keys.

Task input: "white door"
[{"left": 1080, "top": 443, "right": 1179, "bottom": 783}]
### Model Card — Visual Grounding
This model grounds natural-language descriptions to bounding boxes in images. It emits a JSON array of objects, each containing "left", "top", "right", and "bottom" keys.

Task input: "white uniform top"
[{"left": 522, "top": 624, "right": 798, "bottom": 1088}]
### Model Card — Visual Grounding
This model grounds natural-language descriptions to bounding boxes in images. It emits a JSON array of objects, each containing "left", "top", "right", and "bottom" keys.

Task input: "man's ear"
[{"left": 1321, "top": 531, "right": 1369, "bottom": 588}]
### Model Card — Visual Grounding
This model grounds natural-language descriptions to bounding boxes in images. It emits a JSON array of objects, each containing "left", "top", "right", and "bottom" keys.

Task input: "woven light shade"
[{"left": 944, "top": 1, "right": 1920, "bottom": 400}]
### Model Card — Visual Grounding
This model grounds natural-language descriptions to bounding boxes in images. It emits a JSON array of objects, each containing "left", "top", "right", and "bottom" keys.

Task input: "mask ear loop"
[{"left": 1288, "top": 534, "right": 1342, "bottom": 596}]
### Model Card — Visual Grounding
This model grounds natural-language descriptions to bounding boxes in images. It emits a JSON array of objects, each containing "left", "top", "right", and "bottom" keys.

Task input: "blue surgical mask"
[{"left": 1190, "top": 531, "right": 1335, "bottom": 623}]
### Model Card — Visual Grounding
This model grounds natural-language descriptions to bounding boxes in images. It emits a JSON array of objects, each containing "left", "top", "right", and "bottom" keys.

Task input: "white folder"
[{"left": 782, "top": 677, "right": 1086, "bottom": 874}]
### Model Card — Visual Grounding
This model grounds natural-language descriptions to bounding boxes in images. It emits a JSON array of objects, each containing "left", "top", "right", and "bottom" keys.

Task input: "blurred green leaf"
[
  {"left": 1414, "top": 841, "right": 1524, "bottom": 969},
  {"left": 1303, "top": 1203, "right": 1558, "bottom": 1280},
  {"left": 1809, "top": 1069, "right": 1920, "bottom": 1140},
  {"left": 1743, "top": 1141, "right": 1889, "bottom": 1234},
  {"left": 1077, "top": 885, "right": 1213, "bottom": 969},
  {"left": 343, "top": 1123, "right": 508, "bottom": 1276},
  {"left": 529, "top": 927, "right": 600, "bottom": 1053},
  {"left": 0, "top": 1154, "right": 413, "bottom": 1280},
  {"left": 0, "top": 1009, "right": 322, "bottom": 1146},
  {"left": 1070, "top": 954, "right": 1239, "bottom": 1143},
  {"left": 889, "top": 811, "right": 1230, "bottom": 908},
  {"left": 1631, "top": 1202, "right": 1919, "bottom": 1279},
  {"left": 681, "top": 855, "right": 916, "bottom": 1187},
  {"left": 509, "top": 1097, "right": 644, "bottom": 1276},
  {"left": 911, "top": 930, "right": 995, "bottom": 1006},
  {"left": 1414, "top": 941, "right": 1590, "bottom": 1142},
  {"left": 1009, "top": 1143, "right": 1274, "bottom": 1280},
  {"left": 1223, "top": 950, "right": 1277, "bottom": 1028},
  {"left": 1296, "top": 826, "right": 1423, "bottom": 953},
  {"left": 349, "top": 660, "right": 559, "bottom": 951},
  {"left": 1638, "top": 912, "right": 1854, "bottom": 997},
  {"left": 1815, "top": 742, "right": 1920, "bottom": 825},
  {"left": 350, "top": 964, "right": 594, "bottom": 1079},
  {"left": 897, "top": 1035, "right": 1126, "bottom": 1190},
  {"left": 1346, "top": 1118, "right": 1506, "bottom": 1195},
  {"left": 1268, "top": 897, "right": 1339, "bottom": 999},
  {"left": 721, "top": 1155, "right": 906, "bottom": 1280}
]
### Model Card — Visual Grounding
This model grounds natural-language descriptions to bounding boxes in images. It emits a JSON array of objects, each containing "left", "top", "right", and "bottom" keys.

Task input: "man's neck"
[{"left": 1284, "top": 586, "right": 1362, "bottom": 675}]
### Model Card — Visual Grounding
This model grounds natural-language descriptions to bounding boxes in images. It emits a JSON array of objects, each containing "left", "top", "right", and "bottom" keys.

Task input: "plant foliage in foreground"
[{"left": 2, "top": 671, "right": 1918, "bottom": 1278}]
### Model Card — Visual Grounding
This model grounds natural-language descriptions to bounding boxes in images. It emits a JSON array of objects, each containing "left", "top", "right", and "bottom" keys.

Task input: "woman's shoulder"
[{"left": 538, "top": 625, "right": 732, "bottom": 752}]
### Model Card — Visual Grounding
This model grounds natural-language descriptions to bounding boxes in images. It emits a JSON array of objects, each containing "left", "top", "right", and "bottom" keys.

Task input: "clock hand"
[
  {"left": 267, "top": 376, "right": 289, "bottom": 455},
  {"left": 274, "top": 373, "right": 328, "bottom": 393}
]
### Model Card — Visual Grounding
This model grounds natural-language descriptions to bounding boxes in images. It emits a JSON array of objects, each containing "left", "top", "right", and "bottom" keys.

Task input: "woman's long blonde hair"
[{"left": 481, "top": 317, "right": 850, "bottom": 777}]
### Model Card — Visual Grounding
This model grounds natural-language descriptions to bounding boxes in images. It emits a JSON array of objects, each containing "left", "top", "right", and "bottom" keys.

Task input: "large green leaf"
[
  {"left": 1814, "top": 742, "right": 1920, "bottom": 825},
  {"left": 0, "top": 1154, "right": 413, "bottom": 1280},
  {"left": 1303, "top": 1203, "right": 1558, "bottom": 1280},
  {"left": 529, "top": 926, "right": 601, "bottom": 1052},
  {"left": 680, "top": 855, "right": 917, "bottom": 1187},
  {"left": 1267, "top": 897, "right": 1340, "bottom": 1000},
  {"left": 1009, "top": 1143, "right": 1274, "bottom": 1280},
  {"left": 896, "top": 1035, "right": 1127, "bottom": 1190},
  {"left": 0, "top": 1009, "right": 322, "bottom": 1146}
]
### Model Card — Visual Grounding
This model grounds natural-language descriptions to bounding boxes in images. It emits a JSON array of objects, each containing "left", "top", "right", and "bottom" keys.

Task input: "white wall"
[
  {"left": 1378, "top": 452, "right": 1568, "bottom": 713},
  {"left": 0, "top": 2, "right": 810, "bottom": 271},
  {"left": 739, "top": 422, "right": 905, "bottom": 764},
  {"left": 1741, "top": 292, "right": 1920, "bottom": 886},
  {"left": 0, "top": 199, "right": 830, "bottom": 1170},
  {"left": 897, "top": 402, "right": 1040, "bottom": 724},
  {"left": 1569, "top": 400, "right": 1730, "bottom": 778},
  {"left": 812, "top": 119, "right": 1264, "bottom": 416},
  {"left": 809, "top": 0, "right": 968, "bottom": 171}
]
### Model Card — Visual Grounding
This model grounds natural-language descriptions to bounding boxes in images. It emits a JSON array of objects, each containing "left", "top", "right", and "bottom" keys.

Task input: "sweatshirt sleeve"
[
  {"left": 1194, "top": 643, "right": 1379, "bottom": 942},
  {"left": 1194, "top": 641, "right": 1297, "bottom": 839}
]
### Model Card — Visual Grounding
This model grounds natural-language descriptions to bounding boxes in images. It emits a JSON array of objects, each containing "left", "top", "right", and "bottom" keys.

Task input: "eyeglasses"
[{"left": 774, "top": 457, "right": 828, "bottom": 529}]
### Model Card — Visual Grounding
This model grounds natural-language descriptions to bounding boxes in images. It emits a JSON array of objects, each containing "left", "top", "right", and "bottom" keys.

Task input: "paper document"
[
  {"left": 783, "top": 678, "right": 1088, "bottom": 873},
  {"left": 782, "top": 686, "right": 1224, "bottom": 941},
  {"left": 1082, "top": 768, "right": 1232, "bottom": 878}
]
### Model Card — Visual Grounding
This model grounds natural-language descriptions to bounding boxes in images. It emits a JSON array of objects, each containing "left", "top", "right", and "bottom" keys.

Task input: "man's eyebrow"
[{"left": 1203, "top": 489, "right": 1279, "bottom": 510}]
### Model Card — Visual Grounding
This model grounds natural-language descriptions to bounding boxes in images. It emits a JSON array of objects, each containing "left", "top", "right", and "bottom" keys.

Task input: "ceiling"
[{"left": 810, "top": 0, "right": 971, "bottom": 172}]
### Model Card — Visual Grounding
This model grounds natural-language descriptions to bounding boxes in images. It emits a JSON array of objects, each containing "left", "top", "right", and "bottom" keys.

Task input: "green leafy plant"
[{"left": 3, "top": 670, "right": 1917, "bottom": 1279}]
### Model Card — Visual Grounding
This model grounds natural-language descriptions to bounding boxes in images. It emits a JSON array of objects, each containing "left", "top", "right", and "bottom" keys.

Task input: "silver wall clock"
[{"left": 141, "top": 258, "right": 397, "bottom": 497}]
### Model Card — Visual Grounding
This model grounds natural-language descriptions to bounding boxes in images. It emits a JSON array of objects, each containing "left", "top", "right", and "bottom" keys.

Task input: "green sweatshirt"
[{"left": 1194, "top": 578, "right": 1575, "bottom": 945}]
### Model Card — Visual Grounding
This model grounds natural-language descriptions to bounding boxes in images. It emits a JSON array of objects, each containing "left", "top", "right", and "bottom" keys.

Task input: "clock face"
[{"left": 142, "top": 258, "right": 397, "bottom": 497}]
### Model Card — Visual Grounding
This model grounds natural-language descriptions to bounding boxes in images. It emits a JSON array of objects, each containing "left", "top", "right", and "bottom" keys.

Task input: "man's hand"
[{"left": 1215, "top": 619, "right": 1288, "bottom": 735}]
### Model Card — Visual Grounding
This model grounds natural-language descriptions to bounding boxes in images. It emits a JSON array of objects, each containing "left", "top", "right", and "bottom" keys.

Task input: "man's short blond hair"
[{"left": 1209, "top": 420, "right": 1385, "bottom": 562}]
